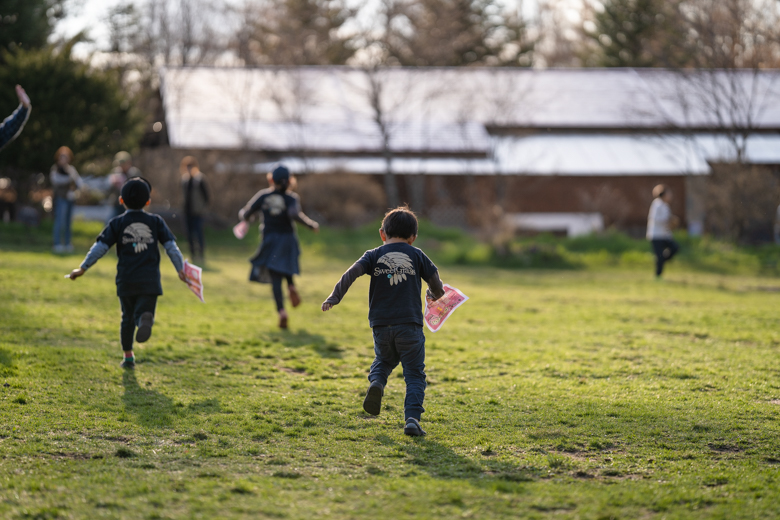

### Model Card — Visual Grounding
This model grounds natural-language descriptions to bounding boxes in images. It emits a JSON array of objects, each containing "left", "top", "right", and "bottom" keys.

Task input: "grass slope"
[{"left": 1, "top": 222, "right": 780, "bottom": 519}]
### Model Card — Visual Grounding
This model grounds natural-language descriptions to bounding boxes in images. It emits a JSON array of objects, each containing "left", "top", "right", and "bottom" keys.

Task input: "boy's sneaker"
[
  {"left": 288, "top": 285, "right": 301, "bottom": 307},
  {"left": 120, "top": 357, "right": 135, "bottom": 369},
  {"left": 362, "top": 381, "right": 384, "bottom": 416},
  {"left": 135, "top": 312, "right": 154, "bottom": 343},
  {"left": 404, "top": 417, "right": 426, "bottom": 437}
]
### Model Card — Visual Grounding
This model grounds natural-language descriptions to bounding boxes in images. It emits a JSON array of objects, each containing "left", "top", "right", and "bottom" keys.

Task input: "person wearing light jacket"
[
  {"left": 647, "top": 184, "right": 680, "bottom": 278},
  {"left": 50, "top": 146, "right": 84, "bottom": 253}
]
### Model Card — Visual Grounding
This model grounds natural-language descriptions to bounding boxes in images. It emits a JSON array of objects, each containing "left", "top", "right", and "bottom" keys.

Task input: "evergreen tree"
[
  {"left": 0, "top": 0, "right": 65, "bottom": 53},
  {"left": 380, "top": 0, "right": 533, "bottom": 67},
  {"left": 237, "top": 0, "right": 356, "bottom": 65},
  {"left": 0, "top": 41, "right": 143, "bottom": 180},
  {"left": 584, "top": 0, "right": 686, "bottom": 68}
]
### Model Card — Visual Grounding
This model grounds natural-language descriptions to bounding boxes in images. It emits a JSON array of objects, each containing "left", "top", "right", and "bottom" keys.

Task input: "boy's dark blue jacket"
[
  {"left": 325, "top": 242, "right": 444, "bottom": 327},
  {"left": 90, "top": 210, "right": 178, "bottom": 296}
]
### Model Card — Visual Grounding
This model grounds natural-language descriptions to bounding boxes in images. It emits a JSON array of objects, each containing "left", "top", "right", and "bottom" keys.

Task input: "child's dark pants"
[
  {"left": 269, "top": 270, "right": 294, "bottom": 311},
  {"left": 119, "top": 295, "right": 157, "bottom": 351},
  {"left": 651, "top": 239, "right": 679, "bottom": 276},
  {"left": 369, "top": 323, "right": 426, "bottom": 421}
]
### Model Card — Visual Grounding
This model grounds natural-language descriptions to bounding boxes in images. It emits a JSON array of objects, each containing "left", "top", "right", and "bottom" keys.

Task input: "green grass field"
[{"left": 2, "top": 221, "right": 780, "bottom": 519}]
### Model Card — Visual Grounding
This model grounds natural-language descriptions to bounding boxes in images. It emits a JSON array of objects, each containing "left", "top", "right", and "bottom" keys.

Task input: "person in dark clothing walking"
[
  {"left": 0, "top": 85, "right": 31, "bottom": 152},
  {"left": 67, "top": 178, "right": 188, "bottom": 369},
  {"left": 181, "top": 156, "right": 209, "bottom": 263},
  {"left": 238, "top": 165, "right": 319, "bottom": 329}
]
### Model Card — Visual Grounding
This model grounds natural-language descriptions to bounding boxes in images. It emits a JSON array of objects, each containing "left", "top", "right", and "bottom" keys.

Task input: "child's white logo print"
[
  {"left": 122, "top": 223, "right": 154, "bottom": 253},
  {"left": 263, "top": 194, "right": 286, "bottom": 216},
  {"left": 375, "top": 252, "right": 416, "bottom": 286}
]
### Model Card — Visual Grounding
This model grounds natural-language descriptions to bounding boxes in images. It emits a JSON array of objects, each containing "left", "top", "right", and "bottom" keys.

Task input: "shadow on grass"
[
  {"left": 267, "top": 329, "right": 345, "bottom": 358},
  {"left": 122, "top": 370, "right": 176, "bottom": 428},
  {"left": 0, "top": 348, "right": 16, "bottom": 377},
  {"left": 375, "top": 434, "right": 540, "bottom": 483}
]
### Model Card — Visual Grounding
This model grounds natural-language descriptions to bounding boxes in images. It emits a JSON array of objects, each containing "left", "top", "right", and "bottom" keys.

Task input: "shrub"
[{"left": 296, "top": 172, "right": 386, "bottom": 227}]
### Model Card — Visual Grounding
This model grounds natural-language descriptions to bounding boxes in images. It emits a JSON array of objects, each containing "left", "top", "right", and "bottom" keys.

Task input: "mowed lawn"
[{"left": 2, "top": 224, "right": 780, "bottom": 519}]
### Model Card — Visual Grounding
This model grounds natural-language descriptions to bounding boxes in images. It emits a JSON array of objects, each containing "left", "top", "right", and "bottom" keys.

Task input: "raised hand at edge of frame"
[
  {"left": 321, "top": 301, "right": 333, "bottom": 312},
  {"left": 15, "top": 85, "right": 31, "bottom": 108}
]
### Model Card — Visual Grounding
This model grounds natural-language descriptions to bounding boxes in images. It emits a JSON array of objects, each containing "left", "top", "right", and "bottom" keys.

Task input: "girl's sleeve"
[
  {"left": 240, "top": 191, "right": 264, "bottom": 221},
  {"left": 288, "top": 196, "right": 318, "bottom": 229}
]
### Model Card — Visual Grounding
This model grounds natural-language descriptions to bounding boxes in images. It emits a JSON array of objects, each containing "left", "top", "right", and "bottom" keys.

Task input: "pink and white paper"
[
  {"left": 233, "top": 220, "right": 249, "bottom": 240},
  {"left": 183, "top": 260, "right": 205, "bottom": 303},
  {"left": 424, "top": 284, "right": 468, "bottom": 333}
]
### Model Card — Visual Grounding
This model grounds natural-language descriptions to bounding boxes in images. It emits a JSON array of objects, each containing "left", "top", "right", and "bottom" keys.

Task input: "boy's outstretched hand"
[
  {"left": 67, "top": 268, "right": 85, "bottom": 280},
  {"left": 321, "top": 302, "right": 334, "bottom": 312},
  {"left": 178, "top": 270, "right": 188, "bottom": 283}
]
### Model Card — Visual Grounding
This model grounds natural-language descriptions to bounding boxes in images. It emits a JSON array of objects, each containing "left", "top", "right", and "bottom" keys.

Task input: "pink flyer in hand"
[
  {"left": 424, "top": 284, "right": 469, "bottom": 333},
  {"left": 183, "top": 260, "right": 204, "bottom": 303},
  {"left": 233, "top": 220, "right": 249, "bottom": 240}
]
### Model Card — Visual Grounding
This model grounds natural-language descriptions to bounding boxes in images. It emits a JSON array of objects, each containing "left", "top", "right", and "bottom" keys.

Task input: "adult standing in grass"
[
  {"left": 647, "top": 184, "right": 679, "bottom": 278},
  {"left": 0, "top": 85, "right": 31, "bottom": 152},
  {"left": 180, "top": 156, "right": 209, "bottom": 264},
  {"left": 238, "top": 165, "right": 319, "bottom": 329},
  {"left": 50, "top": 146, "right": 84, "bottom": 254}
]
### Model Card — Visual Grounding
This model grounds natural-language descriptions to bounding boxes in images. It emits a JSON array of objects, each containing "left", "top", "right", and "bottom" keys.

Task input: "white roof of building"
[{"left": 161, "top": 66, "right": 780, "bottom": 175}]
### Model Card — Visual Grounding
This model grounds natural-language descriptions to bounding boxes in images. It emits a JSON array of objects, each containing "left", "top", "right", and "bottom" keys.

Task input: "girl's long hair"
[{"left": 266, "top": 172, "right": 297, "bottom": 192}]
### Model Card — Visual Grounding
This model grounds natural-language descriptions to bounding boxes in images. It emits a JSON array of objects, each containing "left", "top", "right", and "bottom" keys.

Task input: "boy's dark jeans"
[
  {"left": 651, "top": 238, "right": 679, "bottom": 276},
  {"left": 369, "top": 323, "right": 426, "bottom": 421},
  {"left": 119, "top": 295, "right": 157, "bottom": 351}
]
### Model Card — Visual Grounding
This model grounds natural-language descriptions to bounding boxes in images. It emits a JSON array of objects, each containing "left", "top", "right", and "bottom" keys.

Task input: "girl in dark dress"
[{"left": 238, "top": 165, "right": 319, "bottom": 328}]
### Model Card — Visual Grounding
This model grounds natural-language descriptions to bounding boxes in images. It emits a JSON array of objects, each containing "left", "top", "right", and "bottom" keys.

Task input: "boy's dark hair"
[
  {"left": 382, "top": 205, "right": 418, "bottom": 239},
  {"left": 121, "top": 177, "right": 152, "bottom": 209}
]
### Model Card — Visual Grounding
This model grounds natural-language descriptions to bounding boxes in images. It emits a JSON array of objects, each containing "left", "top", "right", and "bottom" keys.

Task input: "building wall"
[
  {"left": 137, "top": 146, "right": 687, "bottom": 235},
  {"left": 398, "top": 174, "right": 686, "bottom": 235},
  {"left": 136, "top": 146, "right": 275, "bottom": 230}
]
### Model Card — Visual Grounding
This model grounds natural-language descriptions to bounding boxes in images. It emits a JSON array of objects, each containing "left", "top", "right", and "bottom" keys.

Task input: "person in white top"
[{"left": 647, "top": 184, "right": 679, "bottom": 277}]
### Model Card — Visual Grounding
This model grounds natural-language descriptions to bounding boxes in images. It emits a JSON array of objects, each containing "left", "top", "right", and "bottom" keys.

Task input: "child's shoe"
[
  {"left": 288, "top": 285, "right": 301, "bottom": 307},
  {"left": 362, "top": 381, "right": 384, "bottom": 416},
  {"left": 404, "top": 417, "right": 426, "bottom": 437},
  {"left": 120, "top": 357, "right": 135, "bottom": 369},
  {"left": 135, "top": 312, "right": 154, "bottom": 343},
  {"left": 278, "top": 309, "right": 289, "bottom": 329}
]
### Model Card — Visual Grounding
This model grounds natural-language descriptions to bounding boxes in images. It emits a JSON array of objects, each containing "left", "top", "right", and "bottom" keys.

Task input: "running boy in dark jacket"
[
  {"left": 67, "top": 178, "right": 187, "bottom": 368},
  {"left": 322, "top": 206, "right": 445, "bottom": 436}
]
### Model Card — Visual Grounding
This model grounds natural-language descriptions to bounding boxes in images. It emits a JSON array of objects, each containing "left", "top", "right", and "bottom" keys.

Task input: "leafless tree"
[
  {"left": 230, "top": 0, "right": 357, "bottom": 66},
  {"left": 655, "top": 0, "right": 780, "bottom": 240}
]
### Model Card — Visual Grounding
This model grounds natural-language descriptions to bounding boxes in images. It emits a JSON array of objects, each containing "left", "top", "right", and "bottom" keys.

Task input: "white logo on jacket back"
[
  {"left": 375, "top": 252, "right": 416, "bottom": 286},
  {"left": 122, "top": 222, "right": 154, "bottom": 253},
  {"left": 263, "top": 194, "right": 286, "bottom": 216}
]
